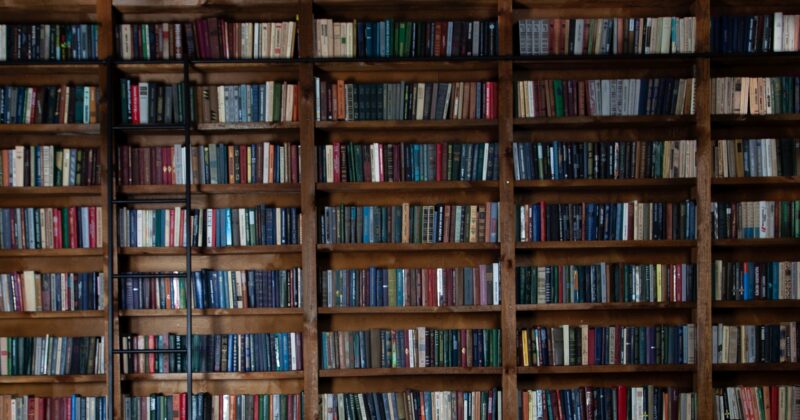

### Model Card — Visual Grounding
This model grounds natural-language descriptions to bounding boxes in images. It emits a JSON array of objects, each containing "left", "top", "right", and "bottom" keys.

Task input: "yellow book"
[
  {"left": 521, "top": 329, "right": 529, "bottom": 367},
  {"left": 656, "top": 264, "right": 663, "bottom": 302}
]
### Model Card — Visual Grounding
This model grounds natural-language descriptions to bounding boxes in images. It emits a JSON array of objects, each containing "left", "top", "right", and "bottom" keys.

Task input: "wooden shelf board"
[
  {"left": 316, "top": 181, "right": 499, "bottom": 193},
  {"left": 0, "top": 248, "right": 103, "bottom": 258},
  {"left": 319, "top": 306, "right": 500, "bottom": 314},
  {"left": 0, "top": 186, "right": 101, "bottom": 195},
  {"left": 514, "top": 115, "right": 695, "bottom": 128},
  {"left": 712, "top": 176, "right": 800, "bottom": 187},
  {"left": 118, "top": 183, "right": 300, "bottom": 195},
  {"left": 122, "top": 371, "right": 304, "bottom": 381},
  {"left": 196, "top": 122, "right": 299, "bottom": 132},
  {"left": 0, "top": 124, "right": 100, "bottom": 134},
  {"left": 315, "top": 120, "right": 498, "bottom": 130},
  {"left": 0, "top": 310, "right": 104, "bottom": 319},
  {"left": 518, "top": 365, "right": 694, "bottom": 374},
  {"left": 319, "top": 367, "right": 502, "bottom": 378},
  {"left": 317, "top": 243, "right": 500, "bottom": 252},
  {"left": 517, "top": 240, "right": 696, "bottom": 250},
  {"left": 118, "top": 245, "right": 302, "bottom": 256},
  {"left": 0, "top": 375, "right": 105, "bottom": 384},
  {"left": 712, "top": 300, "right": 800, "bottom": 309},
  {"left": 515, "top": 178, "right": 695, "bottom": 190},
  {"left": 713, "top": 239, "right": 800, "bottom": 248},
  {"left": 119, "top": 308, "right": 303, "bottom": 317},
  {"left": 517, "top": 302, "right": 694, "bottom": 312},
  {"left": 0, "top": 62, "right": 102, "bottom": 75},
  {"left": 314, "top": 60, "right": 499, "bottom": 73},
  {"left": 712, "top": 114, "right": 800, "bottom": 124},
  {"left": 713, "top": 363, "right": 800, "bottom": 372}
]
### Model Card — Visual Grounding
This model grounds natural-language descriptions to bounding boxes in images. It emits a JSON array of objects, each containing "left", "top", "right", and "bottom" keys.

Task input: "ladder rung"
[
  {"left": 112, "top": 272, "right": 187, "bottom": 279},
  {"left": 112, "top": 198, "right": 188, "bottom": 205},
  {"left": 113, "top": 348, "right": 187, "bottom": 355}
]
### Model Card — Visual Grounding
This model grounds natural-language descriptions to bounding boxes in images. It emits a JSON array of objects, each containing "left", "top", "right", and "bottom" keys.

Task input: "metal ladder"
[{"left": 106, "top": 55, "right": 195, "bottom": 419}]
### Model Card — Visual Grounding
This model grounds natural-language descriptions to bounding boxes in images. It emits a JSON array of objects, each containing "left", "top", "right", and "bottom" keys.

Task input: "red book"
[
  {"left": 147, "top": 335, "right": 156, "bottom": 373},
  {"left": 588, "top": 328, "right": 595, "bottom": 365},
  {"left": 435, "top": 144, "right": 443, "bottom": 181},
  {"left": 433, "top": 22, "right": 442, "bottom": 56},
  {"left": 239, "top": 144, "right": 247, "bottom": 184},
  {"left": 771, "top": 386, "right": 779, "bottom": 420},
  {"left": 540, "top": 201, "right": 547, "bottom": 241},
  {"left": 68, "top": 207, "right": 77, "bottom": 248},
  {"left": 131, "top": 84, "right": 140, "bottom": 124},
  {"left": 617, "top": 386, "right": 628, "bottom": 420},
  {"left": 168, "top": 208, "right": 175, "bottom": 248},
  {"left": 88, "top": 207, "right": 96, "bottom": 248},
  {"left": 332, "top": 143, "right": 341, "bottom": 183},
  {"left": 207, "top": 18, "right": 221, "bottom": 59}
]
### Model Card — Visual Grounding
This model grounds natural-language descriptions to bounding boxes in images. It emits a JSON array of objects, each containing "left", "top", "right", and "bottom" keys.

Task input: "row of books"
[
  {"left": 517, "top": 201, "right": 698, "bottom": 242},
  {"left": 319, "top": 203, "right": 500, "bottom": 244},
  {"left": 514, "top": 79, "right": 696, "bottom": 118},
  {"left": 117, "top": 142, "right": 300, "bottom": 186},
  {"left": 116, "top": 207, "right": 301, "bottom": 248},
  {"left": 0, "top": 85, "right": 98, "bottom": 124},
  {"left": 518, "top": 17, "right": 696, "bottom": 56},
  {"left": 0, "top": 271, "right": 103, "bottom": 312},
  {"left": 120, "top": 269, "right": 301, "bottom": 310},
  {"left": 316, "top": 142, "right": 499, "bottom": 183},
  {"left": 123, "top": 393, "right": 302, "bottom": 420},
  {"left": 519, "top": 325, "right": 696, "bottom": 367},
  {"left": 319, "top": 264, "right": 501, "bottom": 308},
  {"left": 320, "top": 328, "right": 501, "bottom": 369},
  {"left": 119, "top": 80, "right": 191, "bottom": 125},
  {"left": 197, "top": 83, "right": 298, "bottom": 123},
  {"left": 121, "top": 333, "right": 302, "bottom": 374},
  {"left": 711, "top": 77, "right": 800, "bottom": 115},
  {"left": 714, "top": 138, "right": 800, "bottom": 177},
  {"left": 512, "top": 140, "right": 697, "bottom": 181},
  {"left": 0, "top": 146, "right": 100, "bottom": 187},
  {"left": 714, "top": 386, "right": 800, "bottom": 420},
  {"left": 0, "top": 336, "right": 104, "bottom": 375},
  {"left": 0, "top": 24, "right": 98, "bottom": 62},
  {"left": 712, "top": 14, "right": 800, "bottom": 53},
  {"left": 711, "top": 201, "right": 800, "bottom": 239},
  {"left": 1, "top": 395, "right": 105, "bottom": 420},
  {"left": 321, "top": 389, "right": 502, "bottom": 420},
  {"left": 712, "top": 322, "right": 798, "bottom": 364},
  {"left": 516, "top": 263, "right": 696, "bottom": 305},
  {"left": 713, "top": 261, "right": 800, "bottom": 301},
  {"left": 315, "top": 80, "right": 498, "bottom": 121},
  {"left": 0, "top": 207, "right": 102, "bottom": 250},
  {"left": 118, "top": 20, "right": 296, "bottom": 60},
  {"left": 520, "top": 387, "right": 696, "bottom": 420},
  {"left": 314, "top": 19, "right": 498, "bottom": 58}
]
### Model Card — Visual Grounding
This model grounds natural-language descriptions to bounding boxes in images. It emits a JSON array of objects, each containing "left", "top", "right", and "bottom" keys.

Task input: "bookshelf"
[{"left": 1, "top": 0, "right": 799, "bottom": 418}]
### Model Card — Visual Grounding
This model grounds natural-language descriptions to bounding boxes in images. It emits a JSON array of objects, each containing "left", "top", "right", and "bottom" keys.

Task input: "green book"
[{"left": 553, "top": 80, "right": 565, "bottom": 117}]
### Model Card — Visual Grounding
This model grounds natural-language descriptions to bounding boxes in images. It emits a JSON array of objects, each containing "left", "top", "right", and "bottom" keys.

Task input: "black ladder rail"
[
  {"left": 181, "top": 54, "right": 194, "bottom": 420},
  {"left": 105, "top": 58, "right": 116, "bottom": 420}
]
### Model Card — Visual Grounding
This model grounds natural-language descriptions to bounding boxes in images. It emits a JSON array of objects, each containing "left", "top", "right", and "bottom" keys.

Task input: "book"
[
  {"left": 0, "top": 24, "right": 99, "bottom": 62},
  {"left": 322, "top": 389, "right": 501, "bottom": 420},
  {"left": 712, "top": 201, "right": 800, "bottom": 239},
  {"left": 515, "top": 78, "right": 696, "bottom": 117},
  {"left": 0, "top": 85, "right": 98, "bottom": 124},
  {"left": 0, "top": 395, "right": 106, "bottom": 420},
  {"left": 0, "top": 207, "right": 102, "bottom": 249},
  {"left": 121, "top": 333, "right": 302, "bottom": 373},
  {"left": 521, "top": 387, "right": 696, "bottom": 420},
  {"left": 0, "top": 336, "right": 104, "bottom": 375},
  {"left": 0, "top": 271, "right": 103, "bottom": 312},
  {"left": 513, "top": 140, "right": 697, "bottom": 180},
  {"left": 712, "top": 322, "right": 798, "bottom": 363},
  {"left": 713, "top": 386, "right": 800, "bottom": 420},
  {"left": 517, "top": 263, "right": 696, "bottom": 304},
  {"left": 119, "top": 269, "right": 301, "bottom": 310},
  {"left": 714, "top": 139, "right": 799, "bottom": 177},
  {"left": 318, "top": 142, "right": 499, "bottom": 182},
  {"left": 320, "top": 328, "right": 501, "bottom": 369},
  {"left": 0, "top": 146, "right": 99, "bottom": 187},
  {"left": 314, "top": 19, "right": 497, "bottom": 58},
  {"left": 197, "top": 83, "right": 299, "bottom": 124},
  {"left": 320, "top": 264, "right": 501, "bottom": 308},
  {"left": 712, "top": 14, "right": 800, "bottom": 53},
  {"left": 319, "top": 203, "right": 499, "bottom": 244},
  {"left": 713, "top": 260, "right": 800, "bottom": 301},
  {"left": 123, "top": 393, "right": 301, "bottom": 420},
  {"left": 712, "top": 77, "right": 800, "bottom": 115},
  {"left": 518, "top": 17, "right": 696, "bottom": 55},
  {"left": 517, "top": 201, "right": 697, "bottom": 241},
  {"left": 518, "top": 324, "right": 695, "bottom": 366},
  {"left": 119, "top": 80, "right": 194, "bottom": 125},
  {"left": 116, "top": 206, "right": 301, "bottom": 248}
]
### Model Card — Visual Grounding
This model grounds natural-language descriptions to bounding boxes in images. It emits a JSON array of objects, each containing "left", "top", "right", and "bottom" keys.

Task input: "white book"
[
  {"left": 0, "top": 25, "right": 6, "bottom": 61},
  {"left": 562, "top": 324, "right": 570, "bottom": 365},
  {"left": 138, "top": 82, "right": 149, "bottom": 124},
  {"left": 774, "top": 12, "right": 785, "bottom": 52}
]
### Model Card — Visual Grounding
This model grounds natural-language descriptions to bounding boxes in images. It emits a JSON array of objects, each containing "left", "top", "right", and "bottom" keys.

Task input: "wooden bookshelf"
[{"left": 1, "top": 0, "right": 798, "bottom": 418}]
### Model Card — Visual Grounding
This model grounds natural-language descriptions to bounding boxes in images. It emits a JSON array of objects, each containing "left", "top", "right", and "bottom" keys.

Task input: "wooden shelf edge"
[
  {"left": 515, "top": 178, "right": 696, "bottom": 189},
  {"left": 118, "top": 183, "right": 300, "bottom": 195},
  {"left": 316, "top": 180, "right": 499, "bottom": 192},
  {"left": 118, "top": 308, "right": 303, "bottom": 317},
  {"left": 118, "top": 245, "right": 302, "bottom": 256},
  {"left": 0, "top": 375, "right": 105, "bottom": 384},
  {"left": 317, "top": 243, "right": 500, "bottom": 252},
  {"left": 122, "top": 371, "right": 304, "bottom": 381},
  {"left": 0, "top": 248, "right": 103, "bottom": 258},
  {"left": 0, "top": 124, "right": 100, "bottom": 134},
  {"left": 518, "top": 365, "right": 695, "bottom": 374},
  {"left": 713, "top": 300, "right": 800, "bottom": 309},
  {"left": 319, "top": 306, "right": 500, "bottom": 314},
  {"left": 516, "top": 302, "right": 694, "bottom": 311},
  {"left": 713, "top": 239, "right": 800, "bottom": 248},
  {"left": 319, "top": 367, "right": 502, "bottom": 378},
  {"left": 517, "top": 240, "right": 696, "bottom": 250},
  {"left": 0, "top": 310, "right": 104, "bottom": 319},
  {"left": 0, "top": 186, "right": 101, "bottom": 195},
  {"left": 713, "top": 363, "right": 800, "bottom": 372}
]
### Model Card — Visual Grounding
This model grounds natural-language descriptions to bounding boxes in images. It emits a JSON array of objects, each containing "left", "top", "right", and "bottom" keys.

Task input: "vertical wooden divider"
[
  {"left": 298, "top": 0, "right": 320, "bottom": 418},
  {"left": 497, "top": 0, "right": 518, "bottom": 417},
  {"left": 693, "top": 0, "right": 713, "bottom": 416},
  {"left": 95, "top": 0, "right": 118, "bottom": 417}
]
